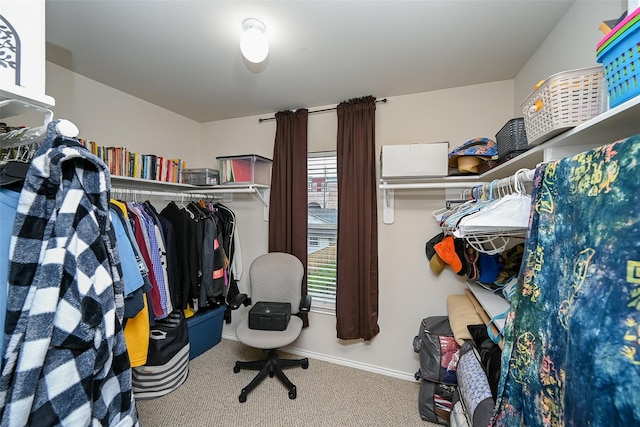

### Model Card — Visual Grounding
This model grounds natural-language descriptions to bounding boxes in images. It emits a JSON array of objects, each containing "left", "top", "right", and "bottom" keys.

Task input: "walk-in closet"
[{"left": 1, "top": 0, "right": 638, "bottom": 426}]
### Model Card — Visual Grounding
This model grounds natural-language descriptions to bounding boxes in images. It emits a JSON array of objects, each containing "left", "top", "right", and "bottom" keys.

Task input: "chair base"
[{"left": 233, "top": 349, "right": 309, "bottom": 402}]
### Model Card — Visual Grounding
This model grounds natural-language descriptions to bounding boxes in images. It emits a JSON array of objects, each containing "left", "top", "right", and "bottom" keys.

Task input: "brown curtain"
[
  {"left": 269, "top": 109, "right": 309, "bottom": 325},
  {"left": 335, "top": 96, "right": 379, "bottom": 340}
]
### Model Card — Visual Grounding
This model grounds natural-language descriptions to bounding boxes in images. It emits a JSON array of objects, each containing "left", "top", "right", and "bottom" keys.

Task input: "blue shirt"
[
  {"left": 110, "top": 209, "right": 144, "bottom": 296},
  {"left": 0, "top": 188, "right": 20, "bottom": 362}
]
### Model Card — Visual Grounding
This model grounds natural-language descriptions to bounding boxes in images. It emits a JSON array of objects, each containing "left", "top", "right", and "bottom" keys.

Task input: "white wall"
[
  {"left": 202, "top": 0, "right": 625, "bottom": 379},
  {"left": 5, "top": 62, "right": 202, "bottom": 169},
  {"left": 5, "top": 0, "right": 619, "bottom": 380},
  {"left": 204, "top": 80, "right": 515, "bottom": 378}
]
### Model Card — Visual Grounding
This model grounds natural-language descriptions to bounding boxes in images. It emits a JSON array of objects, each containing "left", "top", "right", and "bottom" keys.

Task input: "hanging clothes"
[
  {"left": 142, "top": 201, "right": 182, "bottom": 309},
  {"left": 215, "top": 203, "right": 244, "bottom": 302},
  {"left": 125, "top": 203, "right": 165, "bottom": 319},
  {"left": 110, "top": 208, "right": 145, "bottom": 313},
  {"left": 0, "top": 121, "right": 138, "bottom": 426},
  {"left": 187, "top": 201, "right": 214, "bottom": 308},
  {"left": 0, "top": 187, "right": 20, "bottom": 362},
  {"left": 492, "top": 135, "right": 640, "bottom": 426},
  {"left": 160, "top": 201, "right": 201, "bottom": 310},
  {"left": 110, "top": 202, "right": 151, "bottom": 368},
  {"left": 127, "top": 202, "right": 173, "bottom": 317}
]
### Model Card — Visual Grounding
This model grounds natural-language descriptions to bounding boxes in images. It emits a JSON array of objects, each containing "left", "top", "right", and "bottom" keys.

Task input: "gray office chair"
[{"left": 230, "top": 252, "right": 311, "bottom": 403}]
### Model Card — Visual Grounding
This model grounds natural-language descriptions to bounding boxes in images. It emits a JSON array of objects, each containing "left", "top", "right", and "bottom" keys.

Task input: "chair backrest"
[{"left": 249, "top": 252, "right": 304, "bottom": 314}]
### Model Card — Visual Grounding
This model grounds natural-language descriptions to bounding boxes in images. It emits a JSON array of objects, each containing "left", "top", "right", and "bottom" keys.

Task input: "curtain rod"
[{"left": 257, "top": 98, "right": 388, "bottom": 123}]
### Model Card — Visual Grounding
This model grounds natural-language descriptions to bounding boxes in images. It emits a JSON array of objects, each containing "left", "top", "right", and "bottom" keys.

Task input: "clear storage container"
[
  {"left": 216, "top": 154, "right": 272, "bottom": 185},
  {"left": 182, "top": 168, "right": 219, "bottom": 185}
]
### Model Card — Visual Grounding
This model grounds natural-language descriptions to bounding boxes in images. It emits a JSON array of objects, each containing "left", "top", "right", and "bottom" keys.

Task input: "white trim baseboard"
[{"left": 221, "top": 332, "right": 416, "bottom": 382}]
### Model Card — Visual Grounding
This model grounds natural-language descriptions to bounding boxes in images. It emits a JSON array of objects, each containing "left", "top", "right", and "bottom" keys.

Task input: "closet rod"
[
  {"left": 110, "top": 188, "right": 220, "bottom": 200},
  {"left": 464, "top": 168, "right": 535, "bottom": 199},
  {"left": 257, "top": 98, "right": 387, "bottom": 123}
]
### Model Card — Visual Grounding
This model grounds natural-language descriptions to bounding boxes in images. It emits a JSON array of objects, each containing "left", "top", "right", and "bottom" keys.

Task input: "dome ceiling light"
[{"left": 240, "top": 18, "right": 269, "bottom": 64}]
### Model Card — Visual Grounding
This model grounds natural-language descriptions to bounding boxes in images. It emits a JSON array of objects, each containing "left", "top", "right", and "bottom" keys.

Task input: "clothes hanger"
[
  {"left": 0, "top": 119, "right": 79, "bottom": 188},
  {"left": 178, "top": 194, "right": 195, "bottom": 219},
  {"left": 444, "top": 180, "right": 501, "bottom": 229}
]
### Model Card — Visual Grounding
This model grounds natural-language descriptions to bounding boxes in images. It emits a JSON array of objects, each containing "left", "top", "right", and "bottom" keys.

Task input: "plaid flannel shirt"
[{"left": 0, "top": 122, "right": 139, "bottom": 426}]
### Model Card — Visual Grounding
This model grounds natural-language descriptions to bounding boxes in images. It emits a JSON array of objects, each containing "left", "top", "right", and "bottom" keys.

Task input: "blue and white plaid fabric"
[{"left": 0, "top": 122, "right": 138, "bottom": 426}]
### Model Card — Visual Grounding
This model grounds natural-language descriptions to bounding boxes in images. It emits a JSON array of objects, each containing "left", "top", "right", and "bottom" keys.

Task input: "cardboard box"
[
  {"left": 186, "top": 305, "right": 226, "bottom": 359},
  {"left": 381, "top": 143, "right": 449, "bottom": 178},
  {"left": 216, "top": 154, "right": 272, "bottom": 185}
]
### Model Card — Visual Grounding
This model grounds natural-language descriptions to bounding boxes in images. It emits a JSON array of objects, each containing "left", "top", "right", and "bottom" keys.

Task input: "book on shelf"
[{"left": 81, "top": 139, "right": 185, "bottom": 183}]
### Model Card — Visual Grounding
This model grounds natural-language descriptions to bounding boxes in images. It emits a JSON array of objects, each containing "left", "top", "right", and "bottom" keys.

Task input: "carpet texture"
[{"left": 135, "top": 338, "right": 441, "bottom": 426}]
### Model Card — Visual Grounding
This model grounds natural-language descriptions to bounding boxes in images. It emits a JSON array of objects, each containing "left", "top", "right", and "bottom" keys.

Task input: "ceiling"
[{"left": 45, "top": 1, "right": 576, "bottom": 123}]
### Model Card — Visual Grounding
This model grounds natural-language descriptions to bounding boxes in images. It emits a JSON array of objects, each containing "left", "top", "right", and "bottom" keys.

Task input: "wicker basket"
[{"left": 520, "top": 66, "right": 604, "bottom": 146}]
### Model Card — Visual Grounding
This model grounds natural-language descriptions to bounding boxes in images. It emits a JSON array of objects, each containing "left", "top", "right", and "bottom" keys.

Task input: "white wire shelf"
[
  {"left": 110, "top": 175, "right": 270, "bottom": 221},
  {"left": 379, "top": 96, "right": 640, "bottom": 224}
]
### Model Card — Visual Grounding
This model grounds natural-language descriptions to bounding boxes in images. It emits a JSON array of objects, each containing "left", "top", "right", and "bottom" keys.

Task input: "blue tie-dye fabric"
[{"left": 492, "top": 135, "right": 640, "bottom": 426}]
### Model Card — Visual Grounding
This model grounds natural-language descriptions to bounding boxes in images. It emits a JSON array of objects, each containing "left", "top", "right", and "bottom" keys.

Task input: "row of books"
[{"left": 81, "top": 140, "right": 186, "bottom": 183}]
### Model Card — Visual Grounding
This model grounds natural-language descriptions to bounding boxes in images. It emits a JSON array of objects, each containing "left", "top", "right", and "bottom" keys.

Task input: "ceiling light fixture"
[{"left": 240, "top": 18, "right": 269, "bottom": 64}]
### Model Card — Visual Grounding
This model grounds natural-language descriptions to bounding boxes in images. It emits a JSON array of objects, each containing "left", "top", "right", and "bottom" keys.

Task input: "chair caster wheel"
[
  {"left": 301, "top": 361, "right": 309, "bottom": 369},
  {"left": 288, "top": 387, "right": 297, "bottom": 400},
  {"left": 239, "top": 391, "right": 247, "bottom": 403},
  {"left": 233, "top": 365, "right": 241, "bottom": 373}
]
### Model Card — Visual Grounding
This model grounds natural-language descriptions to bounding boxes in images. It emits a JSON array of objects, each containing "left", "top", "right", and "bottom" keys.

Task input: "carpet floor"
[{"left": 135, "top": 338, "right": 441, "bottom": 426}]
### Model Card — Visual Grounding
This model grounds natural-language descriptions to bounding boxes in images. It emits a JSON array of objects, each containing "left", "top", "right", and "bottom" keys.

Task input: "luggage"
[
  {"left": 414, "top": 316, "right": 461, "bottom": 425},
  {"left": 413, "top": 316, "right": 460, "bottom": 384},
  {"left": 249, "top": 301, "right": 291, "bottom": 331},
  {"left": 456, "top": 341, "right": 495, "bottom": 427},
  {"left": 418, "top": 379, "right": 457, "bottom": 425}
]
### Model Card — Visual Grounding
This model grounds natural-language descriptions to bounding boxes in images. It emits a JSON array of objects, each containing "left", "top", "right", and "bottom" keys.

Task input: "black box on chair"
[{"left": 249, "top": 302, "right": 291, "bottom": 331}]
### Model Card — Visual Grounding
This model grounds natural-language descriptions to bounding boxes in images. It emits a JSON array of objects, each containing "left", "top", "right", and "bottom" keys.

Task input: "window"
[{"left": 307, "top": 152, "right": 337, "bottom": 311}]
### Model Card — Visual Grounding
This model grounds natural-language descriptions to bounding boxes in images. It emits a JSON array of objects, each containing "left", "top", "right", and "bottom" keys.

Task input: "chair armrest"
[
  {"left": 229, "top": 293, "right": 248, "bottom": 310},
  {"left": 299, "top": 295, "right": 312, "bottom": 313}
]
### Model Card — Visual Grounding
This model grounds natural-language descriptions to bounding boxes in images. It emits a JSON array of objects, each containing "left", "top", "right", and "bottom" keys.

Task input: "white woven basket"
[{"left": 521, "top": 65, "right": 604, "bottom": 147}]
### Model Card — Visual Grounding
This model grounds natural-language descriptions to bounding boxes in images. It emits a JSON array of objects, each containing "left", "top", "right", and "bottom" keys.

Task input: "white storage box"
[{"left": 381, "top": 143, "right": 449, "bottom": 178}]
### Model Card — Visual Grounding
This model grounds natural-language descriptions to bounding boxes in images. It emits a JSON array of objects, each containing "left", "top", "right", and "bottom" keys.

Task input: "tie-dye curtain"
[{"left": 492, "top": 135, "right": 640, "bottom": 426}]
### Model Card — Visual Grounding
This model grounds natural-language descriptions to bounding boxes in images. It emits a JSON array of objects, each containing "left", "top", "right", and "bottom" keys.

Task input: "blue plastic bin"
[
  {"left": 597, "top": 19, "right": 640, "bottom": 108},
  {"left": 186, "top": 305, "right": 226, "bottom": 359}
]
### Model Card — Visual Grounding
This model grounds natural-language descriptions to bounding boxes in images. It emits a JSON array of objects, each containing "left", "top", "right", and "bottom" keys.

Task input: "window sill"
[{"left": 310, "top": 303, "right": 335, "bottom": 316}]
